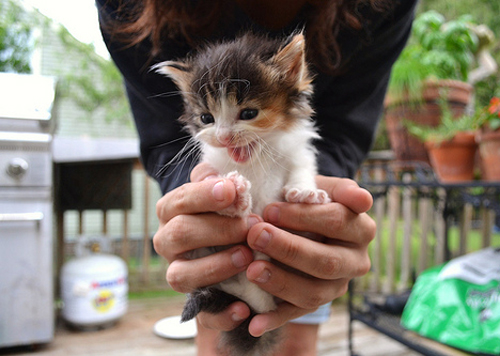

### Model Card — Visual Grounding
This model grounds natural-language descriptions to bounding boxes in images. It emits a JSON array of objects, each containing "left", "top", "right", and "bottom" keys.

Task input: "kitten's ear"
[
  {"left": 272, "top": 33, "right": 311, "bottom": 91},
  {"left": 153, "top": 61, "right": 192, "bottom": 93}
]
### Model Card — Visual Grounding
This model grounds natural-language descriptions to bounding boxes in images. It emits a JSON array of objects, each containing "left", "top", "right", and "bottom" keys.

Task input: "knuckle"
[
  {"left": 167, "top": 216, "right": 190, "bottom": 247},
  {"left": 295, "top": 206, "right": 310, "bottom": 225},
  {"left": 171, "top": 185, "right": 189, "bottom": 212},
  {"left": 155, "top": 196, "right": 166, "bottom": 220},
  {"left": 315, "top": 253, "right": 343, "bottom": 279},
  {"left": 202, "top": 261, "right": 219, "bottom": 283},
  {"left": 272, "top": 275, "right": 288, "bottom": 296},
  {"left": 301, "top": 291, "right": 326, "bottom": 310},
  {"left": 364, "top": 215, "right": 377, "bottom": 243},
  {"left": 325, "top": 205, "right": 346, "bottom": 233},
  {"left": 152, "top": 230, "right": 164, "bottom": 256},
  {"left": 356, "top": 255, "right": 372, "bottom": 277},
  {"left": 280, "top": 237, "right": 300, "bottom": 264},
  {"left": 190, "top": 162, "right": 215, "bottom": 182},
  {"left": 166, "top": 263, "right": 189, "bottom": 293}
]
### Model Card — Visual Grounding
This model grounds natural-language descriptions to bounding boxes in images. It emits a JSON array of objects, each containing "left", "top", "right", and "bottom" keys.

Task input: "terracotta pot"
[
  {"left": 425, "top": 132, "right": 477, "bottom": 183},
  {"left": 385, "top": 80, "right": 473, "bottom": 163},
  {"left": 478, "top": 130, "right": 500, "bottom": 181}
]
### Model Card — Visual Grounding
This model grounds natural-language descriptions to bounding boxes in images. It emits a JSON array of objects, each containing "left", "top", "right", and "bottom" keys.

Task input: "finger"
[
  {"left": 155, "top": 213, "right": 256, "bottom": 260},
  {"left": 248, "top": 224, "right": 372, "bottom": 279},
  {"left": 190, "top": 162, "right": 219, "bottom": 182},
  {"left": 156, "top": 178, "right": 236, "bottom": 224},
  {"left": 197, "top": 301, "right": 251, "bottom": 331},
  {"left": 316, "top": 176, "right": 373, "bottom": 214},
  {"left": 246, "top": 259, "right": 351, "bottom": 307},
  {"left": 166, "top": 245, "right": 254, "bottom": 293},
  {"left": 262, "top": 203, "right": 377, "bottom": 246},
  {"left": 248, "top": 302, "right": 317, "bottom": 337}
]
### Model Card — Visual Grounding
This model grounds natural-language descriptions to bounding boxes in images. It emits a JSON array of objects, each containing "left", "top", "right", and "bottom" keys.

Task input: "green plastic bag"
[{"left": 401, "top": 247, "right": 500, "bottom": 355}]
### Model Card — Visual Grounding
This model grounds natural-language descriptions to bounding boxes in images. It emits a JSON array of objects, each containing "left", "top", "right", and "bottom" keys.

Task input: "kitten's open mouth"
[{"left": 228, "top": 143, "right": 255, "bottom": 163}]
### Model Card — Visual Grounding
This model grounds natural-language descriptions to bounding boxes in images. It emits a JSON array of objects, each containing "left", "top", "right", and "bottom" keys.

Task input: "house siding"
[{"left": 25, "top": 7, "right": 163, "bottom": 243}]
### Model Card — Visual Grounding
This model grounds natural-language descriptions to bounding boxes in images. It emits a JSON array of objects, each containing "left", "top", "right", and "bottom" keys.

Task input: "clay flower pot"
[
  {"left": 385, "top": 80, "right": 473, "bottom": 163},
  {"left": 477, "top": 130, "right": 500, "bottom": 181},
  {"left": 425, "top": 132, "right": 477, "bottom": 183}
]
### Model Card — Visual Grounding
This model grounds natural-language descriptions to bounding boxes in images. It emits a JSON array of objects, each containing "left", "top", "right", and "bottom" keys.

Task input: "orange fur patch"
[{"left": 255, "top": 98, "right": 297, "bottom": 131}]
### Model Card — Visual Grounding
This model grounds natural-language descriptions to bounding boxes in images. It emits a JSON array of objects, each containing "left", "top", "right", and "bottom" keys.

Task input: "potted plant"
[
  {"left": 477, "top": 96, "right": 500, "bottom": 181},
  {"left": 385, "top": 11, "right": 479, "bottom": 162},
  {"left": 405, "top": 99, "right": 481, "bottom": 182}
]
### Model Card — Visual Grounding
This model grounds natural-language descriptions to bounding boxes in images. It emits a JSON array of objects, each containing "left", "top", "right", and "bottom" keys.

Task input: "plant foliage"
[
  {"left": 388, "top": 11, "right": 479, "bottom": 101},
  {"left": 0, "top": 0, "right": 37, "bottom": 73},
  {"left": 405, "top": 96, "right": 482, "bottom": 143},
  {"left": 56, "top": 26, "right": 132, "bottom": 126}
]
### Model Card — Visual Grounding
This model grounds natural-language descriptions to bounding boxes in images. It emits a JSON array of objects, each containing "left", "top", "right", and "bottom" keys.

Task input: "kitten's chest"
[
  {"left": 247, "top": 174, "right": 284, "bottom": 215},
  {"left": 204, "top": 149, "right": 287, "bottom": 215},
  {"left": 232, "top": 164, "right": 286, "bottom": 215}
]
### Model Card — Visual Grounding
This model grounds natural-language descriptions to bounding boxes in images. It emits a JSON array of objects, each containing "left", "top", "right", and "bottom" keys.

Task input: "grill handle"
[{"left": 0, "top": 212, "right": 44, "bottom": 222}]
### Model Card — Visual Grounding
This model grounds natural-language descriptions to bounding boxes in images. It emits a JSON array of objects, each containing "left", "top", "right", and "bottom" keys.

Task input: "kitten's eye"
[
  {"left": 200, "top": 113, "right": 215, "bottom": 125},
  {"left": 239, "top": 109, "right": 258, "bottom": 121}
]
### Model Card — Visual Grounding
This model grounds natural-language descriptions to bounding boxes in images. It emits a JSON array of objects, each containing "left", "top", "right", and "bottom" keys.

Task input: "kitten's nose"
[{"left": 216, "top": 130, "right": 234, "bottom": 146}]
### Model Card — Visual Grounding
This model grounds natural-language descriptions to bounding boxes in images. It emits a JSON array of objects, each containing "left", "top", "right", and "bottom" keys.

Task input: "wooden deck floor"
[{"left": 4, "top": 296, "right": 420, "bottom": 356}]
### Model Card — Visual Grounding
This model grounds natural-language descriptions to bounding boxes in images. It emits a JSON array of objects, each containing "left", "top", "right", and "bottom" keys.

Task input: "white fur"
[
  {"left": 159, "top": 33, "right": 329, "bottom": 355},
  {"left": 190, "top": 117, "right": 330, "bottom": 314},
  {"left": 159, "top": 31, "right": 331, "bottom": 316}
]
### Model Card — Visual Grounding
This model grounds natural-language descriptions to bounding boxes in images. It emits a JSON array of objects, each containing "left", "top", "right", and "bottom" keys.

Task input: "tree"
[
  {"left": 0, "top": 0, "right": 35, "bottom": 73},
  {"left": 57, "top": 26, "right": 133, "bottom": 127}
]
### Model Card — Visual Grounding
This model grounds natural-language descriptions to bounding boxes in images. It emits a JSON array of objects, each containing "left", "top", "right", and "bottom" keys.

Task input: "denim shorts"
[{"left": 290, "top": 302, "right": 331, "bottom": 324}]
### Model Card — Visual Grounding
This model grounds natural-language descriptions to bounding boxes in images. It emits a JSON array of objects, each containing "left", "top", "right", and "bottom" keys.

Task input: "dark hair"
[{"left": 108, "top": 0, "right": 389, "bottom": 74}]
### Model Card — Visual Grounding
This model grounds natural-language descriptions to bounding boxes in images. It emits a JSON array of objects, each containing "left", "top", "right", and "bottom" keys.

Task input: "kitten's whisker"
[
  {"left": 228, "top": 78, "right": 251, "bottom": 96},
  {"left": 151, "top": 135, "right": 192, "bottom": 149},
  {"left": 251, "top": 134, "right": 290, "bottom": 174},
  {"left": 252, "top": 139, "right": 270, "bottom": 177},
  {"left": 147, "top": 90, "right": 195, "bottom": 99},
  {"left": 195, "top": 60, "right": 227, "bottom": 94},
  {"left": 155, "top": 137, "right": 201, "bottom": 179},
  {"left": 173, "top": 141, "right": 202, "bottom": 183},
  {"left": 260, "top": 108, "right": 278, "bottom": 128}
]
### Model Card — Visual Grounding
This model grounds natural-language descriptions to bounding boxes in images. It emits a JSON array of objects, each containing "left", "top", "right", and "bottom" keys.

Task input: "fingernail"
[
  {"left": 213, "top": 180, "right": 225, "bottom": 201},
  {"left": 231, "top": 312, "right": 246, "bottom": 322},
  {"left": 254, "top": 229, "right": 271, "bottom": 251},
  {"left": 247, "top": 216, "right": 260, "bottom": 229},
  {"left": 203, "top": 174, "right": 218, "bottom": 181},
  {"left": 266, "top": 206, "right": 280, "bottom": 224},
  {"left": 231, "top": 248, "right": 248, "bottom": 269},
  {"left": 255, "top": 269, "right": 271, "bottom": 284}
]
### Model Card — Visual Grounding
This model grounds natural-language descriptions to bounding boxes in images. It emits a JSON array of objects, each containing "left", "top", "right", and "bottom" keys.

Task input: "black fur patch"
[
  {"left": 181, "top": 287, "right": 281, "bottom": 356},
  {"left": 181, "top": 287, "right": 241, "bottom": 322}
]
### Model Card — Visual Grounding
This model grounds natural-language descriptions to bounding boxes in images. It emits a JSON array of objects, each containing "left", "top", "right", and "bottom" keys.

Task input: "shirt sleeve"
[
  {"left": 96, "top": 0, "right": 418, "bottom": 192},
  {"left": 313, "top": 0, "right": 418, "bottom": 178},
  {"left": 96, "top": 0, "right": 195, "bottom": 194}
]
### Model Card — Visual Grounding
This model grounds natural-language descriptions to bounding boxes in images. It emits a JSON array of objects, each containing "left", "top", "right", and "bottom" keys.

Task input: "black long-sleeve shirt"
[{"left": 97, "top": 0, "right": 418, "bottom": 195}]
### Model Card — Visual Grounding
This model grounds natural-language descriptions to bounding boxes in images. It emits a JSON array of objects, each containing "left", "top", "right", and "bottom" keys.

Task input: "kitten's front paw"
[
  {"left": 283, "top": 186, "right": 331, "bottom": 204},
  {"left": 218, "top": 172, "right": 252, "bottom": 217}
]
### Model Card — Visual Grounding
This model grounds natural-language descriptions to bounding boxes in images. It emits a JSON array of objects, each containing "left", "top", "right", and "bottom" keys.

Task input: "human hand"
[
  {"left": 244, "top": 175, "right": 376, "bottom": 337},
  {"left": 154, "top": 168, "right": 376, "bottom": 336},
  {"left": 153, "top": 162, "right": 257, "bottom": 329}
]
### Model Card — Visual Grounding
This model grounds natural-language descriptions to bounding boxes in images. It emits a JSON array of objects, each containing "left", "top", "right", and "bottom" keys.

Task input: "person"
[{"left": 97, "top": 0, "right": 418, "bottom": 354}]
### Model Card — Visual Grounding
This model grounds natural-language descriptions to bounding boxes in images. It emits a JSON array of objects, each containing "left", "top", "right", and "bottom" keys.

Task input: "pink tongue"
[{"left": 229, "top": 146, "right": 250, "bottom": 163}]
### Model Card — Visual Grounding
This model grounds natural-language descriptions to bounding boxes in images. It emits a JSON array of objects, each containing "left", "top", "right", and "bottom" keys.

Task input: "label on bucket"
[{"left": 61, "top": 274, "right": 128, "bottom": 326}]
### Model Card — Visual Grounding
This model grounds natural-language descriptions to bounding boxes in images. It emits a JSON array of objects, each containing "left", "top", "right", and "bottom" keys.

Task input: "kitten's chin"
[{"left": 227, "top": 144, "right": 254, "bottom": 164}]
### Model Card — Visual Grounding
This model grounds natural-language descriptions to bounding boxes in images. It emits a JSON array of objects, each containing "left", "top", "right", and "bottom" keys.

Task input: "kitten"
[{"left": 155, "top": 32, "right": 330, "bottom": 356}]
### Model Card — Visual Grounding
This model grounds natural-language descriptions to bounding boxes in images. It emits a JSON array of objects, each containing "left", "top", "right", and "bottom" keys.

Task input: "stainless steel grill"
[{"left": 0, "top": 72, "right": 57, "bottom": 348}]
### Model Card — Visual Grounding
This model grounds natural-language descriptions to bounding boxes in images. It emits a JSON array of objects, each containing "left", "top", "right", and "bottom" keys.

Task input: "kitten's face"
[{"left": 156, "top": 33, "right": 313, "bottom": 163}]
